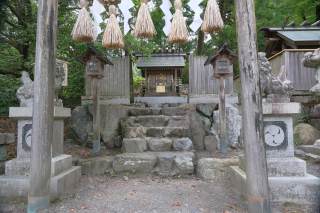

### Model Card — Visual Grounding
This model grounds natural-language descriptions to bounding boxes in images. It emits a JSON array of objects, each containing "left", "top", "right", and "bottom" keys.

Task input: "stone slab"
[
  {"left": 77, "top": 156, "right": 114, "bottom": 175},
  {"left": 134, "top": 97, "right": 188, "bottom": 104},
  {"left": 81, "top": 98, "right": 130, "bottom": 106},
  {"left": 0, "top": 144, "right": 7, "bottom": 162},
  {"left": 0, "top": 166, "right": 81, "bottom": 198},
  {"left": 147, "top": 138, "right": 172, "bottom": 152},
  {"left": 0, "top": 133, "right": 15, "bottom": 145},
  {"left": 262, "top": 103, "right": 301, "bottom": 115},
  {"left": 122, "top": 138, "right": 147, "bottom": 153},
  {"left": 299, "top": 145, "right": 320, "bottom": 156},
  {"left": 230, "top": 166, "right": 320, "bottom": 202},
  {"left": 239, "top": 155, "right": 306, "bottom": 177},
  {"left": 204, "top": 136, "right": 217, "bottom": 150},
  {"left": 9, "top": 107, "right": 71, "bottom": 119},
  {"left": 113, "top": 153, "right": 157, "bottom": 173},
  {"left": 0, "top": 161, "right": 5, "bottom": 175},
  {"left": 196, "top": 158, "right": 238, "bottom": 179},
  {"left": 189, "top": 94, "right": 239, "bottom": 104},
  {"left": 6, "top": 155, "right": 73, "bottom": 176},
  {"left": 51, "top": 154, "right": 72, "bottom": 177},
  {"left": 314, "top": 139, "right": 320, "bottom": 147}
]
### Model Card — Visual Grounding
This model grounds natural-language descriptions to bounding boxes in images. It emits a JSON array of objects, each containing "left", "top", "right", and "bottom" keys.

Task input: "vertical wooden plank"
[{"left": 189, "top": 55, "right": 193, "bottom": 95}]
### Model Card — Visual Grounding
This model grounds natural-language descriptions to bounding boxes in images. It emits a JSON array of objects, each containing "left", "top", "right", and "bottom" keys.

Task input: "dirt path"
[{"left": 1, "top": 175, "right": 319, "bottom": 213}]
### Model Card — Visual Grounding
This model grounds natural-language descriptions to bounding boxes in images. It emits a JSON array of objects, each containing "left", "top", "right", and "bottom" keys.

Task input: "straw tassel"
[
  {"left": 201, "top": 0, "right": 224, "bottom": 34},
  {"left": 133, "top": 0, "right": 157, "bottom": 39},
  {"left": 71, "top": 0, "right": 95, "bottom": 43},
  {"left": 168, "top": 0, "right": 188, "bottom": 44},
  {"left": 102, "top": 5, "right": 125, "bottom": 49}
]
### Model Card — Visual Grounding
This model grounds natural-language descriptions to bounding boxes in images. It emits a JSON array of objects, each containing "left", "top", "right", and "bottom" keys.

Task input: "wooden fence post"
[
  {"left": 28, "top": 0, "right": 58, "bottom": 212},
  {"left": 234, "top": 0, "right": 271, "bottom": 212},
  {"left": 92, "top": 77, "right": 100, "bottom": 153},
  {"left": 219, "top": 76, "right": 227, "bottom": 153}
]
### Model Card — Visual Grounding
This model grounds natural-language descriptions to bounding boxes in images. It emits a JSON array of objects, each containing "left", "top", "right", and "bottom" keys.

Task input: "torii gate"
[{"left": 28, "top": 0, "right": 270, "bottom": 212}]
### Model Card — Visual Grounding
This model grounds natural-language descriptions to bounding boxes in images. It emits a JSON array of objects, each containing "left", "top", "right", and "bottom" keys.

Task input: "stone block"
[
  {"left": 240, "top": 155, "right": 306, "bottom": 177},
  {"left": 196, "top": 104, "right": 214, "bottom": 117},
  {"left": 305, "top": 153, "right": 320, "bottom": 162},
  {"left": 129, "top": 108, "right": 150, "bottom": 116},
  {"left": 0, "top": 144, "right": 7, "bottom": 162},
  {"left": 294, "top": 123, "right": 320, "bottom": 146},
  {"left": 309, "top": 119, "right": 320, "bottom": 131},
  {"left": 125, "top": 127, "right": 147, "bottom": 139},
  {"left": 0, "top": 161, "right": 5, "bottom": 175},
  {"left": 299, "top": 145, "right": 320, "bottom": 156},
  {"left": 262, "top": 103, "right": 301, "bottom": 115},
  {"left": 167, "top": 116, "right": 190, "bottom": 128},
  {"left": 173, "top": 152, "right": 195, "bottom": 174},
  {"left": 157, "top": 153, "right": 174, "bottom": 173},
  {"left": 147, "top": 138, "right": 172, "bottom": 152},
  {"left": 135, "top": 116, "right": 169, "bottom": 127},
  {"left": 294, "top": 149, "right": 306, "bottom": 157},
  {"left": 5, "top": 158, "right": 30, "bottom": 176},
  {"left": 113, "top": 153, "right": 157, "bottom": 173},
  {"left": 163, "top": 127, "right": 190, "bottom": 138},
  {"left": 146, "top": 127, "right": 164, "bottom": 138},
  {"left": 114, "top": 135, "right": 122, "bottom": 148},
  {"left": 230, "top": 166, "right": 320, "bottom": 202},
  {"left": 122, "top": 138, "right": 147, "bottom": 153},
  {"left": 0, "top": 133, "right": 14, "bottom": 145},
  {"left": 196, "top": 158, "right": 238, "bottom": 179},
  {"left": 9, "top": 107, "right": 70, "bottom": 119},
  {"left": 0, "top": 166, "right": 81, "bottom": 198},
  {"left": 77, "top": 156, "right": 114, "bottom": 175},
  {"left": 314, "top": 139, "right": 320, "bottom": 147},
  {"left": 204, "top": 136, "right": 217, "bottom": 150},
  {"left": 163, "top": 107, "right": 186, "bottom": 116},
  {"left": 187, "top": 110, "right": 205, "bottom": 150},
  {"left": 51, "top": 154, "right": 72, "bottom": 177},
  {"left": 172, "top": 138, "right": 194, "bottom": 151}
]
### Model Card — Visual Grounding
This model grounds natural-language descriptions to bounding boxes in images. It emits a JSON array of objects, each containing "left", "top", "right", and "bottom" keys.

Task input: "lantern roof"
[
  {"left": 76, "top": 43, "right": 113, "bottom": 66},
  {"left": 204, "top": 42, "right": 238, "bottom": 66}
]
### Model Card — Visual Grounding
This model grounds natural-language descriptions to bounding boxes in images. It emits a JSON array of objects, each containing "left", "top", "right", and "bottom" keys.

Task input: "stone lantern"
[
  {"left": 76, "top": 44, "right": 113, "bottom": 153},
  {"left": 204, "top": 42, "right": 238, "bottom": 153}
]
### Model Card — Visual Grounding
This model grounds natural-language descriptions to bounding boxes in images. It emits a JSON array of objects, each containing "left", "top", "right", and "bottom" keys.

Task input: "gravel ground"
[
  {"left": 294, "top": 154, "right": 320, "bottom": 178},
  {"left": 1, "top": 175, "right": 319, "bottom": 213},
  {"left": 195, "top": 149, "right": 245, "bottom": 160}
]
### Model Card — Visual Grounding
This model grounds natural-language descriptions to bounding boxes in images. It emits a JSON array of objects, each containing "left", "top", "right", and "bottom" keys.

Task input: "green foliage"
[
  {"left": 132, "top": 170, "right": 137, "bottom": 174},
  {"left": 133, "top": 76, "right": 145, "bottom": 85},
  {"left": 0, "top": 74, "right": 22, "bottom": 115}
]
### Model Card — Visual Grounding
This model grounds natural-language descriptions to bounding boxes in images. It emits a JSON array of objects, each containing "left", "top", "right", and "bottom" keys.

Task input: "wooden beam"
[
  {"left": 28, "top": 0, "right": 58, "bottom": 212},
  {"left": 271, "top": 50, "right": 280, "bottom": 55},
  {"left": 235, "top": 0, "right": 271, "bottom": 212}
]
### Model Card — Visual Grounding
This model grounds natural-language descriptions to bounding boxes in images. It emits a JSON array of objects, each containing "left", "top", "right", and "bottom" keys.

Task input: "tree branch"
[
  {"left": 3, "top": 1, "right": 23, "bottom": 21},
  {"left": 0, "top": 34, "right": 19, "bottom": 50},
  {"left": 4, "top": 19, "right": 18, "bottom": 28}
]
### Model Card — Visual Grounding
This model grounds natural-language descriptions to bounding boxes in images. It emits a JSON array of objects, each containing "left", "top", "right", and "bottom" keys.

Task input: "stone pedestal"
[
  {"left": 0, "top": 133, "right": 14, "bottom": 175},
  {"left": 230, "top": 103, "right": 320, "bottom": 202},
  {"left": 0, "top": 107, "right": 81, "bottom": 198}
]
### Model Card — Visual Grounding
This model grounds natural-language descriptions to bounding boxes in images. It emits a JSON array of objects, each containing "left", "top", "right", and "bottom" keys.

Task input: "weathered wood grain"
[{"left": 235, "top": 0, "right": 271, "bottom": 212}]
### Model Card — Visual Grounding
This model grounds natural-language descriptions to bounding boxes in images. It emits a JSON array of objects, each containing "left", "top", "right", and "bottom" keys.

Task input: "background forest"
[{"left": 0, "top": 0, "right": 319, "bottom": 114}]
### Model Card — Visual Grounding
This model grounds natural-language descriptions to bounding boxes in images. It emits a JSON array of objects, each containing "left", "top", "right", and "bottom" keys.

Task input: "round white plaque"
[{"left": 264, "top": 125, "right": 285, "bottom": 147}]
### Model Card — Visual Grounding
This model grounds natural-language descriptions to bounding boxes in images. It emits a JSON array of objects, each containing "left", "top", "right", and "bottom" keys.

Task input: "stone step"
[
  {"left": 125, "top": 116, "right": 190, "bottom": 128},
  {"left": 125, "top": 127, "right": 190, "bottom": 139},
  {"left": 122, "top": 137, "right": 194, "bottom": 153},
  {"left": 299, "top": 145, "right": 320, "bottom": 156},
  {"left": 112, "top": 152, "right": 195, "bottom": 175},
  {"left": 77, "top": 156, "right": 115, "bottom": 175},
  {"left": 129, "top": 107, "right": 186, "bottom": 116}
]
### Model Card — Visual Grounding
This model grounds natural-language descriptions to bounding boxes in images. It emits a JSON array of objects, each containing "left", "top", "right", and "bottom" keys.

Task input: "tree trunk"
[
  {"left": 317, "top": 0, "right": 320, "bottom": 21},
  {"left": 196, "top": 30, "right": 204, "bottom": 56},
  {"left": 234, "top": 0, "right": 270, "bottom": 212}
]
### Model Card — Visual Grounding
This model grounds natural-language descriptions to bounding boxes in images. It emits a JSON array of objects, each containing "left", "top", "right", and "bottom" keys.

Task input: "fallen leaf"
[
  {"left": 212, "top": 155, "right": 214, "bottom": 157},
  {"left": 212, "top": 194, "right": 215, "bottom": 195},
  {"left": 197, "top": 190, "right": 201, "bottom": 192},
  {"left": 158, "top": 181, "right": 161, "bottom": 183},
  {"left": 195, "top": 203, "right": 200, "bottom": 205},
  {"left": 224, "top": 211, "right": 231, "bottom": 213},
  {"left": 60, "top": 206, "right": 66, "bottom": 209},
  {"left": 192, "top": 185, "right": 196, "bottom": 187},
  {"left": 167, "top": 186, "right": 171, "bottom": 188},
  {"left": 196, "top": 178, "right": 199, "bottom": 180},
  {"left": 134, "top": 190, "right": 136, "bottom": 193},
  {"left": 169, "top": 203, "right": 171, "bottom": 205},
  {"left": 102, "top": 185, "right": 106, "bottom": 187},
  {"left": 190, "top": 191, "right": 193, "bottom": 193},
  {"left": 99, "top": 194, "right": 102, "bottom": 197},
  {"left": 81, "top": 206, "right": 85, "bottom": 209},
  {"left": 173, "top": 202, "right": 182, "bottom": 206},
  {"left": 146, "top": 197, "right": 148, "bottom": 198},
  {"left": 199, "top": 196, "right": 201, "bottom": 198},
  {"left": 199, "top": 208, "right": 206, "bottom": 212},
  {"left": 229, "top": 195, "right": 233, "bottom": 198},
  {"left": 130, "top": 194, "right": 133, "bottom": 196},
  {"left": 125, "top": 198, "right": 127, "bottom": 200},
  {"left": 142, "top": 203, "right": 146, "bottom": 206},
  {"left": 211, "top": 181, "right": 214, "bottom": 183},
  {"left": 187, "top": 199, "right": 190, "bottom": 202},
  {"left": 229, "top": 205, "right": 235, "bottom": 209},
  {"left": 179, "top": 193, "right": 183, "bottom": 195},
  {"left": 70, "top": 208, "right": 75, "bottom": 211}
]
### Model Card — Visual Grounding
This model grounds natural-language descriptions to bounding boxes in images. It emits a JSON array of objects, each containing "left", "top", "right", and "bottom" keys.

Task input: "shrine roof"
[
  {"left": 76, "top": 44, "right": 113, "bottom": 66},
  {"left": 136, "top": 53, "right": 187, "bottom": 69},
  {"left": 277, "top": 30, "right": 320, "bottom": 42}
]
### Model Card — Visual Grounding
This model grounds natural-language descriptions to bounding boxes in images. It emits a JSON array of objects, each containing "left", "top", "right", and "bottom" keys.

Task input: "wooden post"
[
  {"left": 219, "top": 76, "right": 227, "bottom": 154},
  {"left": 92, "top": 77, "right": 100, "bottom": 153},
  {"left": 28, "top": 0, "right": 58, "bottom": 212},
  {"left": 235, "top": 0, "right": 271, "bottom": 212}
]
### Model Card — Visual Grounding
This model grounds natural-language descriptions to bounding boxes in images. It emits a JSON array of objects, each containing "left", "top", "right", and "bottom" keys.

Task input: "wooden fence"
[
  {"left": 85, "top": 57, "right": 130, "bottom": 98},
  {"left": 189, "top": 55, "right": 234, "bottom": 95}
]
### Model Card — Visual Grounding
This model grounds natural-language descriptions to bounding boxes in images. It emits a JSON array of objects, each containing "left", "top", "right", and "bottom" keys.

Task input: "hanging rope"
[
  {"left": 201, "top": 0, "right": 224, "bottom": 34},
  {"left": 133, "top": 0, "right": 157, "bottom": 39},
  {"left": 71, "top": 0, "right": 95, "bottom": 43},
  {"left": 102, "top": 5, "right": 125, "bottom": 49},
  {"left": 168, "top": 0, "right": 188, "bottom": 44}
]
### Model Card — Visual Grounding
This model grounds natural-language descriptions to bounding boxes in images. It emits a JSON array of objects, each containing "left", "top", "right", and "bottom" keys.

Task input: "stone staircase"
[{"left": 112, "top": 104, "right": 196, "bottom": 176}]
